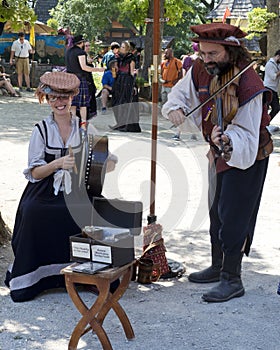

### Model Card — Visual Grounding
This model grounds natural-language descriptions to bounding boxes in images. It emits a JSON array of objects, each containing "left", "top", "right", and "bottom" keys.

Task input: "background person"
[
  {"left": 0, "top": 64, "right": 19, "bottom": 96},
  {"left": 263, "top": 49, "right": 280, "bottom": 120},
  {"left": 9, "top": 32, "right": 34, "bottom": 92},
  {"left": 101, "top": 41, "right": 120, "bottom": 70},
  {"left": 182, "top": 42, "right": 199, "bottom": 76},
  {"left": 101, "top": 59, "right": 118, "bottom": 114},
  {"left": 110, "top": 41, "right": 141, "bottom": 132},
  {"left": 162, "top": 23, "right": 272, "bottom": 303},
  {"left": 160, "top": 48, "right": 183, "bottom": 105},
  {"left": 160, "top": 48, "right": 183, "bottom": 141},
  {"left": 65, "top": 35, "right": 104, "bottom": 126},
  {"left": 84, "top": 40, "right": 97, "bottom": 119}
]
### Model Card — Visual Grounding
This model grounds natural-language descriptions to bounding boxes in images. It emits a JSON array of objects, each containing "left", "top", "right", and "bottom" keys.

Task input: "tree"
[
  {"left": 266, "top": 0, "right": 280, "bottom": 58},
  {"left": 0, "top": 0, "right": 37, "bottom": 31},
  {"left": 118, "top": 0, "right": 209, "bottom": 80},
  {"left": 50, "top": 0, "right": 120, "bottom": 40}
]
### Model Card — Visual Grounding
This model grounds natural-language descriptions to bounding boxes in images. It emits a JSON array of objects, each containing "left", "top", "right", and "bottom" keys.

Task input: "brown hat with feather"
[{"left": 190, "top": 23, "right": 247, "bottom": 47}]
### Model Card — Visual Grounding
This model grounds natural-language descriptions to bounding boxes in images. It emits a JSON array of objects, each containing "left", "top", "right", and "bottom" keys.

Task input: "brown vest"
[{"left": 191, "top": 58, "right": 271, "bottom": 172}]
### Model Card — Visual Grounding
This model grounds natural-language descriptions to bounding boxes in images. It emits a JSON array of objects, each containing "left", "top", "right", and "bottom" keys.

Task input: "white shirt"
[
  {"left": 11, "top": 39, "right": 32, "bottom": 58},
  {"left": 263, "top": 58, "right": 280, "bottom": 92},
  {"left": 162, "top": 68, "right": 263, "bottom": 170}
]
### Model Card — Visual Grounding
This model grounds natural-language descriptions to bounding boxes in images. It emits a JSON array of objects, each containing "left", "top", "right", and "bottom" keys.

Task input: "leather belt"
[{"left": 15, "top": 56, "right": 29, "bottom": 59}]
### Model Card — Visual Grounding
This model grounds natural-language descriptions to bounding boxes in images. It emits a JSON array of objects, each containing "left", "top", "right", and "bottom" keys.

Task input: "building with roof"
[{"left": 206, "top": 0, "right": 267, "bottom": 55}]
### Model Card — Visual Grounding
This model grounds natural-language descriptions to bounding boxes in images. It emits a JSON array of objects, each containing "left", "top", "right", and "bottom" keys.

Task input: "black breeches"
[{"left": 208, "top": 158, "right": 269, "bottom": 256}]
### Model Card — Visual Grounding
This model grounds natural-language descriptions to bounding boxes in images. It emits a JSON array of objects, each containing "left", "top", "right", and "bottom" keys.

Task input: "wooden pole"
[{"left": 148, "top": 0, "right": 160, "bottom": 225}]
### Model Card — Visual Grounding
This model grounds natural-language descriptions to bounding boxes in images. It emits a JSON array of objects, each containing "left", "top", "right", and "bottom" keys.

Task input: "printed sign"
[
  {"left": 71, "top": 242, "right": 91, "bottom": 259},
  {"left": 92, "top": 245, "right": 112, "bottom": 264}
]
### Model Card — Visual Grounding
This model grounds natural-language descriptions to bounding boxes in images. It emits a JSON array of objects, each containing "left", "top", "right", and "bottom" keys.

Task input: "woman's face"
[
  {"left": 47, "top": 95, "right": 72, "bottom": 116},
  {"left": 120, "top": 43, "right": 129, "bottom": 55},
  {"left": 84, "top": 42, "right": 90, "bottom": 54}
]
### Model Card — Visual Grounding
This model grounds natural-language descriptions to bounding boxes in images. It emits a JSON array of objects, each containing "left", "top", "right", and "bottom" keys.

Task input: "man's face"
[
  {"left": 164, "top": 49, "right": 172, "bottom": 60},
  {"left": 276, "top": 55, "right": 280, "bottom": 64},
  {"left": 199, "top": 42, "right": 231, "bottom": 76}
]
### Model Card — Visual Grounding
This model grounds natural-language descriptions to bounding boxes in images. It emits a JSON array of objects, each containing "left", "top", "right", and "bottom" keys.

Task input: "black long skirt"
[
  {"left": 112, "top": 73, "right": 141, "bottom": 132},
  {"left": 5, "top": 175, "right": 84, "bottom": 302}
]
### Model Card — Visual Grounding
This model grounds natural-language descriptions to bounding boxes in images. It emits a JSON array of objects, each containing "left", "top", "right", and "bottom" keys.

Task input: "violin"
[{"left": 210, "top": 65, "right": 240, "bottom": 128}]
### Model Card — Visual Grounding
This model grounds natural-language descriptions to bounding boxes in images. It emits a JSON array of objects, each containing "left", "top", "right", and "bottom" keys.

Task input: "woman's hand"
[
  {"left": 31, "top": 154, "right": 76, "bottom": 180},
  {"left": 60, "top": 154, "right": 76, "bottom": 170}
]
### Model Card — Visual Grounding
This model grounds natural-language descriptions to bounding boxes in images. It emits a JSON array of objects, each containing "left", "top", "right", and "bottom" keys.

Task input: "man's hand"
[
  {"left": 211, "top": 125, "right": 232, "bottom": 161},
  {"left": 167, "top": 109, "right": 185, "bottom": 126}
]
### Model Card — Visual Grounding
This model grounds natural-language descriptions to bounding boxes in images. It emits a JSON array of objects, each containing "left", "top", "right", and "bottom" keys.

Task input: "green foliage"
[
  {"left": 0, "top": 0, "right": 37, "bottom": 29},
  {"left": 247, "top": 8, "right": 277, "bottom": 36},
  {"left": 135, "top": 76, "right": 146, "bottom": 87},
  {"left": 118, "top": 0, "right": 193, "bottom": 28},
  {"left": 92, "top": 72, "right": 103, "bottom": 91},
  {"left": 47, "top": 18, "right": 59, "bottom": 32},
  {"left": 50, "top": 0, "right": 120, "bottom": 40},
  {"left": 163, "top": 0, "right": 209, "bottom": 57}
]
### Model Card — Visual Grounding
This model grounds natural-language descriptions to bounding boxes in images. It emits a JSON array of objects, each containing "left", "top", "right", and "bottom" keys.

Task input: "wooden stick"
[{"left": 69, "top": 145, "right": 78, "bottom": 174}]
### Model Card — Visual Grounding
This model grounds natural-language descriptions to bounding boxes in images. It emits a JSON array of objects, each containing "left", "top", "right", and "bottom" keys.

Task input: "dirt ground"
[{"left": 0, "top": 92, "right": 280, "bottom": 350}]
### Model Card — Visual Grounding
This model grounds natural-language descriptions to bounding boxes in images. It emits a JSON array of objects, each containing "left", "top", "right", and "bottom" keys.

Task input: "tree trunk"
[
  {"left": 0, "top": 211, "right": 11, "bottom": 245},
  {"left": 266, "top": 0, "right": 280, "bottom": 58}
]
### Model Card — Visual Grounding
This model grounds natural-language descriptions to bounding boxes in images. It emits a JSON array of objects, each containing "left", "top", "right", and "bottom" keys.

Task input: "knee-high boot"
[
  {"left": 188, "top": 243, "right": 223, "bottom": 283},
  {"left": 202, "top": 252, "right": 245, "bottom": 302}
]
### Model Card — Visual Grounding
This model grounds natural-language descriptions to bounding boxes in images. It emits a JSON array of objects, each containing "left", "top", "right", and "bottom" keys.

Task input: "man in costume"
[{"left": 162, "top": 23, "right": 273, "bottom": 302}]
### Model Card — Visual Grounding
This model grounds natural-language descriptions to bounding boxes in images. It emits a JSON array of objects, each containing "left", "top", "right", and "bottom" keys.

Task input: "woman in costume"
[
  {"left": 5, "top": 71, "right": 117, "bottom": 302},
  {"left": 110, "top": 41, "right": 141, "bottom": 132}
]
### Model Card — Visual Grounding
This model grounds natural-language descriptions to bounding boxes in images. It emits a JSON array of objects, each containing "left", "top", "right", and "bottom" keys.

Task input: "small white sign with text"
[
  {"left": 71, "top": 242, "right": 91, "bottom": 259},
  {"left": 92, "top": 245, "right": 112, "bottom": 264}
]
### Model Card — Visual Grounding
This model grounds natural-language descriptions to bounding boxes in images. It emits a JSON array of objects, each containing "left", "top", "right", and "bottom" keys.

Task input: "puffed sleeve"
[{"left": 23, "top": 126, "right": 47, "bottom": 182}]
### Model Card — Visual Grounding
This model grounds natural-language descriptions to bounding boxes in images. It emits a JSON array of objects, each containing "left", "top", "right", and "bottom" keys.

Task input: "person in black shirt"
[
  {"left": 65, "top": 35, "right": 104, "bottom": 126},
  {"left": 84, "top": 40, "right": 97, "bottom": 119}
]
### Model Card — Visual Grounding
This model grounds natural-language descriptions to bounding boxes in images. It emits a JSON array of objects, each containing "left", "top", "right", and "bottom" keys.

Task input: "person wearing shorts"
[{"left": 9, "top": 32, "right": 34, "bottom": 92}]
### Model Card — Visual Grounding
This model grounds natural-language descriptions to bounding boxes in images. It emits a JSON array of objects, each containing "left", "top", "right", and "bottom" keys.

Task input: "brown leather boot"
[
  {"left": 202, "top": 253, "right": 245, "bottom": 302},
  {"left": 188, "top": 243, "right": 223, "bottom": 283}
]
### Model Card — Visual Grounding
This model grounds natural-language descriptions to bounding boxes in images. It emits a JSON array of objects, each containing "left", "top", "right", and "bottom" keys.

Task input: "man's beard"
[{"left": 204, "top": 61, "right": 233, "bottom": 76}]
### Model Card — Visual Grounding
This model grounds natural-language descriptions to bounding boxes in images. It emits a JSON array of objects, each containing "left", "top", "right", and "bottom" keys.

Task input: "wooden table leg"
[
  {"left": 65, "top": 276, "right": 113, "bottom": 350},
  {"left": 96, "top": 265, "right": 135, "bottom": 340},
  {"left": 62, "top": 263, "right": 135, "bottom": 350}
]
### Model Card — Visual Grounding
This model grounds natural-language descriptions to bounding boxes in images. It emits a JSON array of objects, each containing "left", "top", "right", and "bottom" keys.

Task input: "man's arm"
[{"left": 162, "top": 68, "right": 201, "bottom": 129}]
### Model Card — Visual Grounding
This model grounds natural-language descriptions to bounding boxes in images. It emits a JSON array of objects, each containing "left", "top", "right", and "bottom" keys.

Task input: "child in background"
[{"left": 101, "top": 59, "right": 118, "bottom": 114}]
